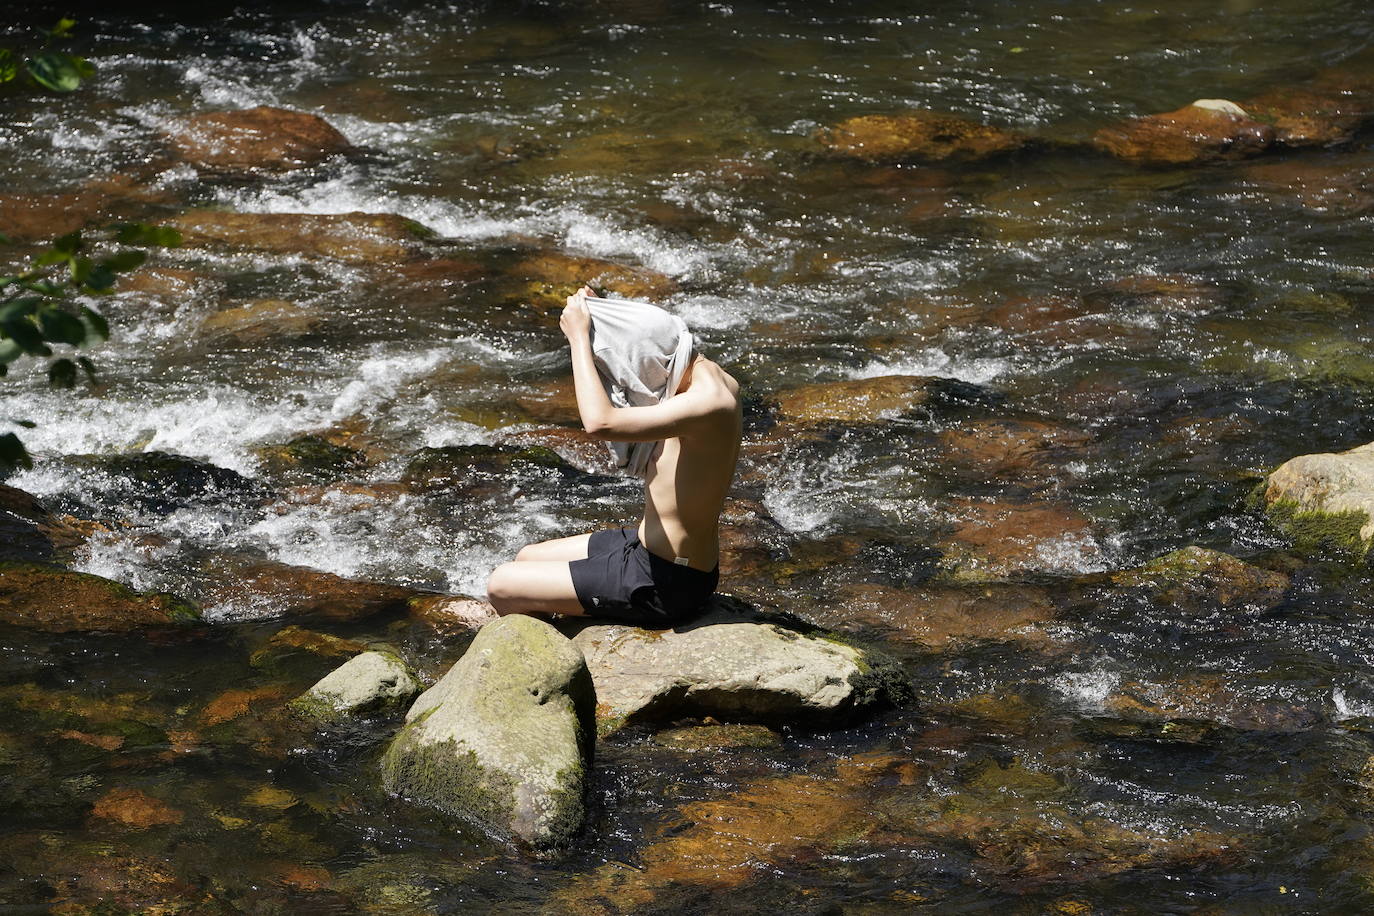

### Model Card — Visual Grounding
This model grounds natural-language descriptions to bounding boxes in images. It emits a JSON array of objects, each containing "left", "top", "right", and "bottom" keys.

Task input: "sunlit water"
[{"left": 4, "top": 0, "right": 1374, "bottom": 911}]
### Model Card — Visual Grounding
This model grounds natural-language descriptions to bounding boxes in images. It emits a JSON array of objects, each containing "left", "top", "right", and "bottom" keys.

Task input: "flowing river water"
[{"left": 5, "top": 0, "right": 1374, "bottom": 911}]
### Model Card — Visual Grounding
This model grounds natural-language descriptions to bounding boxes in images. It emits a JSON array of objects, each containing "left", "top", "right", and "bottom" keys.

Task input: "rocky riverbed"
[{"left": 6, "top": 0, "right": 1374, "bottom": 911}]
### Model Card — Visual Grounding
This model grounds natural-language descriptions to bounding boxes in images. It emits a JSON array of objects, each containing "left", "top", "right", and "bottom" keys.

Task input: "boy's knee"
[
  {"left": 486, "top": 565, "right": 514, "bottom": 612},
  {"left": 514, "top": 543, "right": 538, "bottom": 562}
]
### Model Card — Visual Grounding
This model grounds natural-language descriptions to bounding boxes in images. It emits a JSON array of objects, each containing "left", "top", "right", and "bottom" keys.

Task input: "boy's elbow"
[{"left": 582, "top": 417, "right": 615, "bottom": 439}]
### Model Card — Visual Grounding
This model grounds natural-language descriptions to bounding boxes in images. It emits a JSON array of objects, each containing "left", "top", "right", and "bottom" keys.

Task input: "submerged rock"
[
  {"left": 168, "top": 210, "right": 433, "bottom": 263},
  {"left": 936, "top": 419, "right": 1091, "bottom": 481},
  {"left": 1099, "top": 675, "right": 1320, "bottom": 736},
  {"left": 204, "top": 556, "right": 423, "bottom": 621},
  {"left": 507, "top": 250, "right": 678, "bottom": 313},
  {"left": 567, "top": 599, "right": 909, "bottom": 732},
  {"left": 0, "top": 485, "right": 56, "bottom": 563},
  {"left": 650, "top": 722, "right": 782, "bottom": 751},
  {"left": 818, "top": 110, "right": 1027, "bottom": 163},
  {"left": 249, "top": 625, "right": 368, "bottom": 670},
  {"left": 289, "top": 649, "right": 421, "bottom": 727},
  {"left": 1093, "top": 100, "right": 1275, "bottom": 165},
  {"left": 253, "top": 434, "right": 366, "bottom": 483},
  {"left": 1244, "top": 71, "right": 1374, "bottom": 148},
  {"left": 773, "top": 374, "right": 990, "bottom": 424},
  {"left": 0, "top": 562, "right": 200, "bottom": 633},
  {"left": 935, "top": 498, "right": 1101, "bottom": 581},
  {"left": 824, "top": 583, "right": 1058, "bottom": 650},
  {"left": 1111, "top": 547, "right": 1289, "bottom": 612},
  {"left": 1263, "top": 441, "right": 1374, "bottom": 556},
  {"left": 62, "top": 450, "right": 263, "bottom": 516},
  {"left": 90, "top": 787, "right": 183, "bottom": 829},
  {"left": 162, "top": 105, "right": 354, "bottom": 172},
  {"left": 200, "top": 299, "right": 326, "bottom": 346},
  {"left": 380, "top": 615, "right": 594, "bottom": 850},
  {"left": 0, "top": 174, "right": 171, "bottom": 243}
]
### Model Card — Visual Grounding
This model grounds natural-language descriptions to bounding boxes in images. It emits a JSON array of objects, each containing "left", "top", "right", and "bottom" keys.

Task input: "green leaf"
[
  {"left": 70, "top": 256, "right": 91, "bottom": 285},
  {"left": 2, "top": 317, "right": 47, "bottom": 355},
  {"left": 11, "top": 419, "right": 36, "bottom": 429},
  {"left": 82, "top": 265, "right": 116, "bottom": 293},
  {"left": 47, "top": 358, "right": 77, "bottom": 388},
  {"left": 76, "top": 356, "right": 97, "bottom": 383},
  {"left": 100, "top": 250, "right": 146, "bottom": 273},
  {"left": 49, "top": 18, "right": 77, "bottom": 39},
  {"left": 0, "top": 337, "right": 21, "bottom": 364},
  {"left": 26, "top": 52, "right": 90, "bottom": 92},
  {"left": 80, "top": 305, "right": 109, "bottom": 341},
  {"left": 114, "top": 223, "right": 182, "bottom": 247},
  {"left": 37, "top": 306, "right": 87, "bottom": 346},
  {"left": 0, "top": 49, "right": 17, "bottom": 84},
  {"left": 20, "top": 279, "right": 65, "bottom": 297},
  {"left": 0, "top": 433, "right": 33, "bottom": 473},
  {"left": 0, "top": 297, "right": 40, "bottom": 324},
  {"left": 50, "top": 231, "right": 82, "bottom": 255},
  {"left": 34, "top": 248, "right": 72, "bottom": 268}
]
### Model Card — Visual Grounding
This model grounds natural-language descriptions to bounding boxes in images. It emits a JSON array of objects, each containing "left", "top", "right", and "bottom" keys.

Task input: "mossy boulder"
[
  {"left": 380, "top": 615, "right": 594, "bottom": 850},
  {"left": 289, "top": 649, "right": 420, "bottom": 727},
  {"left": 1111, "top": 547, "right": 1289, "bottom": 612},
  {"left": 0, "top": 561, "right": 200, "bottom": 632},
  {"left": 818, "top": 110, "right": 1028, "bottom": 164},
  {"left": 162, "top": 105, "right": 354, "bottom": 173},
  {"left": 566, "top": 598, "right": 909, "bottom": 733},
  {"left": 1262, "top": 441, "right": 1374, "bottom": 557},
  {"left": 253, "top": 434, "right": 365, "bottom": 483}
]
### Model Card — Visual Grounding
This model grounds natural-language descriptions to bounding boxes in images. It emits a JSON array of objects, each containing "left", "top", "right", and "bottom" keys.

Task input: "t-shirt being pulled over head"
[{"left": 582, "top": 295, "right": 694, "bottom": 477}]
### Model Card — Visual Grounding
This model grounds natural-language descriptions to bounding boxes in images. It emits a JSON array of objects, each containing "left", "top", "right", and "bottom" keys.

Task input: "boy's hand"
[{"left": 560, "top": 285, "right": 595, "bottom": 341}]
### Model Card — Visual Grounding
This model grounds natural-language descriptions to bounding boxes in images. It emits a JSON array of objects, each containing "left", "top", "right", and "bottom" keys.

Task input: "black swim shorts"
[{"left": 568, "top": 526, "right": 718, "bottom": 627}]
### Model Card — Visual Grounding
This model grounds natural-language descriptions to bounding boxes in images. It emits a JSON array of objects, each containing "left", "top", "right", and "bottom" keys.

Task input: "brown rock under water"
[
  {"left": 826, "top": 582, "right": 1057, "bottom": 650},
  {"left": 204, "top": 557, "right": 421, "bottom": 621},
  {"left": 0, "top": 173, "right": 171, "bottom": 243},
  {"left": 169, "top": 210, "right": 433, "bottom": 263},
  {"left": 162, "top": 105, "right": 354, "bottom": 172},
  {"left": 937, "top": 419, "right": 1090, "bottom": 480},
  {"left": 773, "top": 374, "right": 936, "bottom": 424},
  {"left": 200, "top": 299, "right": 325, "bottom": 345},
  {"left": 508, "top": 250, "right": 678, "bottom": 313},
  {"left": 91, "top": 787, "right": 184, "bottom": 829},
  {"left": 0, "top": 561, "right": 199, "bottom": 633},
  {"left": 1093, "top": 101, "right": 1275, "bottom": 166},
  {"left": 819, "top": 111, "right": 1027, "bottom": 164},
  {"left": 936, "top": 498, "right": 1100, "bottom": 581}
]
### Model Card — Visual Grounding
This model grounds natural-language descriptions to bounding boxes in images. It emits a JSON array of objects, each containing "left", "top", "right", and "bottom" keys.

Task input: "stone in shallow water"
[
  {"left": 381, "top": 614, "right": 594, "bottom": 850},
  {"left": 567, "top": 598, "right": 909, "bottom": 732},
  {"left": 824, "top": 583, "right": 1057, "bottom": 651},
  {"left": 935, "top": 498, "right": 1101, "bottom": 581},
  {"left": 1110, "top": 546, "right": 1289, "bottom": 613},
  {"left": 289, "top": 649, "right": 421, "bottom": 727},
  {"left": 650, "top": 722, "right": 782, "bottom": 751},
  {"left": 168, "top": 210, "right": 433, "bottom": 264},
  {"left": 1263, "top": 441, "right": 1374, "bottom": 557},
  {"left": 818, "top": 110, "right": 1027, "bottom": 164},
  {"left": 0, "top": 562, "right": 199, "bottom": 633},
  {"left": 772, "top": 374, "right": 939, "bottom": 424},
  {"left": 203, "top": 556, "right": 423, "bottom": 622},
  {"left": 1092, "top": 100, "right": 1275, "bottom": 165},
  {"left": 161, "top": 105, "right": 354, "bottom": 173},
  {"left": 90, "top": 787, "right": 183, "bottom": 829},
  {"left": 200, "top": 299, "right": 326, "bottom": 346}
]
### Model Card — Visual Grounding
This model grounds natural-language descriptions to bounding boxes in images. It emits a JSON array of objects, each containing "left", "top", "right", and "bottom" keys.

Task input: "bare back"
[{"left": 636, "top": 359, "right": 742, "bottom": 571}]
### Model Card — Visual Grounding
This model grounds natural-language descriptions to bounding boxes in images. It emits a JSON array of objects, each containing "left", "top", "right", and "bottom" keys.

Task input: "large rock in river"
[
  {"left": 168, "top": 210, "right": 433, "bottom": 264},
  {"left": 0, "top": 561, "right": 200, "bottom": 632},
  {"left": 567, "top": 599, "right": 909, "bottom": 732},
  {"left": 162, "top": 106, "right": 354, "bottom": 172},
  {"left": 1263, "top": 441, "right": 1374, "bottom": 555},
  {"left": 773, "top": 374, "right": 992, "bottom": 425},
  {"left": 1110, "top": 546, "right": 1289, "bottom": 612},
  {"left": 1093, "top": 99, "right": 1275, "bottom": 166},
  {"left": 381, "top": 615, "right": 594, "bottom": 850},
  {"left": 818, "top": 110, "right": 1027, "bottom": 164}
]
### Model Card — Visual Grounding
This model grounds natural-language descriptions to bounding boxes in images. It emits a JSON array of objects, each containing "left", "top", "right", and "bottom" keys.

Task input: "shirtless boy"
[{"left": 485, "top": 286, "right": 742, "bottom": 625}]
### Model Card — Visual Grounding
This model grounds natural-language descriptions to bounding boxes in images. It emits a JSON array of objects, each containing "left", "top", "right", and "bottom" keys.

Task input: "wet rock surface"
[
  {"left": 1263, "top": 440, "right": 1374, "bottom": 555},
  {"left": 818, "top": 111, "right": 1028, "bottom": 163},
  {"left": 161, "top": 105, "right": 354, "bottom": 173},
  {"left": 1111, "top": 546, "right": 1290, "bottom": 612},
  {"left": 381, "top": 615, "right": 594, "bottom": 849},
  {"left": 289, "top": 648, "right": 420, "bottom": 726},
  {"left": 168, "top": 210, "right": 433, "bottom": 263},
  {"left": 1093, "top": 100, "right": 1276, "bottom": 165},
  {"left": 0, "top": 562, "right": 200, "bottom": 632},
  {"left": 203, "top": 556, "right": 424, "bottom": 621},
  {"left": 566, "top": 598, "right": 909, "bottom": 731}
]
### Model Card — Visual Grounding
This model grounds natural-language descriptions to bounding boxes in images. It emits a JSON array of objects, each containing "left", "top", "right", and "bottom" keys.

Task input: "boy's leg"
[
  {"left": 486, "top": 560, "right": 588, "bottom": 616},
  {"left": 515, "top": 532, "right": 593, "bottom": 563}
]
